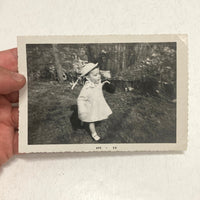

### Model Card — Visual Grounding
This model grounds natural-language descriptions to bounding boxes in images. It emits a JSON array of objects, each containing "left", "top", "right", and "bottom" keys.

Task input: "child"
[{"left": 73, "top": 63, "right": 112, "bottom": 141}]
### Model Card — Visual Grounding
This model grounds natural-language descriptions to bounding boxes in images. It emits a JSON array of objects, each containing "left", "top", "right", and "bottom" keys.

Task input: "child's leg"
[
  {"left": 89, "top": 122, "right": 100, "bottom": 141},
  {"left": 89, "top": 122, "right": 96, "bottom": 134}
]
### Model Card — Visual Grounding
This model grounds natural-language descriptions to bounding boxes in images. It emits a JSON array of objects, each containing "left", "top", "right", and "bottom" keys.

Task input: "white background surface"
[{"left": 0, "top": 0, "right": 199, "bottom": 199}]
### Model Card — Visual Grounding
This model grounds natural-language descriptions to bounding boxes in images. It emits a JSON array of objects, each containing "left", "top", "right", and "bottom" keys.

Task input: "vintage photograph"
[{"left": 18, "top": 35, "right": 187, "bottom": 152}]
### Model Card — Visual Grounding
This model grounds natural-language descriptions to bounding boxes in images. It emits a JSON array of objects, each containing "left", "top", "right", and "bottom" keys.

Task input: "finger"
[
  {"left": 11, "top": 107, "right": 19, "bottom": 129},
  {"left": 0, "top": 124, "right": 14, "bottom": 165},
  {"left": 0, "top": 66, "right": 26, "bottom": 94},
  {"left": 0, "top": 48, "right": 18, "bottom": 72},
  {"left": 13, "top": 131, "right": 18, "bottom": 155},
  {"left": 5, "top": 91, "right": 19, "bottom": 103}
]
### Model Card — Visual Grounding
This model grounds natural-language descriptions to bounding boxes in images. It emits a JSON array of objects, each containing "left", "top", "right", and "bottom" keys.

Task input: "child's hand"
[
  {"left": 102, "top": 80, "right": 110, "bottom": 86},
  {"left": 0, "top": 48, "right": 26, "bottom": 166}
]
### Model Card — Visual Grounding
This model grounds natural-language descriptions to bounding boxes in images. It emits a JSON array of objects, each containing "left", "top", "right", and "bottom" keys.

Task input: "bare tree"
[
  {"left": 52, "top": 44, "right": 64, "bottom": 83},
  {"left": 121, "top": 44, "right": 126, "bottom": 69}
]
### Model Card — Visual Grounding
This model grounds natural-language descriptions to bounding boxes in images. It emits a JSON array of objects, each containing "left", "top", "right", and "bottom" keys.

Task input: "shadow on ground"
[{"left": 28, "top": 81, "right": 176, "bottom": 144}]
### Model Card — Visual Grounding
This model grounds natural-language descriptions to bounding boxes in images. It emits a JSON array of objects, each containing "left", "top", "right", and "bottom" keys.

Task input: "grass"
[{"left": 28, "top": 81, "right": 176, "bottom": 144}]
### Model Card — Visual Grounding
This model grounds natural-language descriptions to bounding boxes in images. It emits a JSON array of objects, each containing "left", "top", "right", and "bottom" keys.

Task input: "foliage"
[
  {"left": 27, "top": 43, "right": 176, "bottom": 99},
  {"left": 114, "top": 43, "right": 176, "bottom": 98}
]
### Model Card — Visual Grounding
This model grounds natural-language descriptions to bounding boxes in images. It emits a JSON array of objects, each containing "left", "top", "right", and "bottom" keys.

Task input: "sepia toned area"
[{"left": 27, "top": 43, "right": 176, "bottom": 144}]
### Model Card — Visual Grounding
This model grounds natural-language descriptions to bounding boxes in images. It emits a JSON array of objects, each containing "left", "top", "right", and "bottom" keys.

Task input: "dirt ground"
[{"left": 28, "top": 81, "right": 176, "bottom": 144}]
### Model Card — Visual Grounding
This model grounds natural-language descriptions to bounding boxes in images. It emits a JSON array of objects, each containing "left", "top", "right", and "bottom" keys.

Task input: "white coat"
[{"left": 77, "top": 80, "right": 112, "bottom": 122}]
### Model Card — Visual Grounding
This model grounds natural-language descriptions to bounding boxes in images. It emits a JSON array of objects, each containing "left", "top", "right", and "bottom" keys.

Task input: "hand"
[
  {"left": 102, "top": 80, "right": 110, "bottom": 86},
  {"left": 0, "top": 48, "right": 26, "bottom": 166}
]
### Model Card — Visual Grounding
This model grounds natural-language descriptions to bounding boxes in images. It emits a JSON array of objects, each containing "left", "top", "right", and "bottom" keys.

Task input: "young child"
[{"left": 73, "top": 63, "right": 112, "bottom": 141}]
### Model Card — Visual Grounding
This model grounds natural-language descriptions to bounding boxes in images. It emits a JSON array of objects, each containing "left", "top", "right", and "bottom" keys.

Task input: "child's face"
[{"left": 87, "top": 68, "right": 101, "bottom": 84}]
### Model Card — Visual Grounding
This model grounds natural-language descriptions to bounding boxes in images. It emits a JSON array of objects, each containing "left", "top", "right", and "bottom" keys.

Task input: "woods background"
[{"left": 27, "top": 43, "right": 176, "bottom": 98}]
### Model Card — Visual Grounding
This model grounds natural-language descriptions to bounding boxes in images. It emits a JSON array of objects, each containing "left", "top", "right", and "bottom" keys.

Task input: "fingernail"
[{"left": 12, "top": 73, "right": 24, "bottom": 82}]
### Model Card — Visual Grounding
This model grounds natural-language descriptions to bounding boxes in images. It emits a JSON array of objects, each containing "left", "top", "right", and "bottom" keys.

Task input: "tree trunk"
[
  {"left": 121, "top": 44, "right": 126, "bottom": 69},
  {"left": 52, "top": 44, "right": 64, "bottom": 83},
  {"left": 114, "top": 44, "right": 120, "bottom": 72}
]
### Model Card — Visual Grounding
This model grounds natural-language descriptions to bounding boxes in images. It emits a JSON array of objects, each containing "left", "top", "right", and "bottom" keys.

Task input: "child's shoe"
[{"left": 91, "top": 132, "right": 100, "bottom": 141}]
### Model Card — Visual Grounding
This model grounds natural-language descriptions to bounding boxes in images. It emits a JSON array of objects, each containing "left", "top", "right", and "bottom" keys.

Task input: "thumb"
[{"left": 0, "top": 66, "right": 26, "bottom": 94}]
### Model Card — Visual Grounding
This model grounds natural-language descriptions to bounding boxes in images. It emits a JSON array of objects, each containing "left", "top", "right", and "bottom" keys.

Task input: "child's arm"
[
  {"left": 101, "top": 80, "right": 110, "bottom": 86},
  {"left": 102, "top": 80, "right": 116, "bottom": 93}
]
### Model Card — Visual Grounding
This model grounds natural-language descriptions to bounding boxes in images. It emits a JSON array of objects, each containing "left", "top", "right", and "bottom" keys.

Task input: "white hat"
[
  {"left": 80, "top": 63, "right": 98, "bottom": 77},
  {"left": 71, "top": 63, "right": 98, "bottom": 90}
]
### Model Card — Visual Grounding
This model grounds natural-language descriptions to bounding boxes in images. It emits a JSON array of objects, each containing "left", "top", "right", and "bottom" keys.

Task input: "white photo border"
[{"left": 18, "top": 35, "right": 188, "bottom": 153}]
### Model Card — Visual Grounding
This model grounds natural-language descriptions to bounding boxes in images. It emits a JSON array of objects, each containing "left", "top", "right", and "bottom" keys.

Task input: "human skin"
[
  {"left": 87, "top": 67, "right": 110, "bottom": 86},
  {"left": 87, "top": 67, "right": 101, "bottom": 84},
  {"left": 0, "top": 48, "right": 26, "bottom": 166},
  {"left": 85, "top": 67, "right": 110, "bottom": 140}
]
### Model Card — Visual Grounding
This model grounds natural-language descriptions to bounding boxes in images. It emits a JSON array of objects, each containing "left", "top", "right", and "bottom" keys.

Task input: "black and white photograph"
[{"left": 18, "top": 35, "right": 187, "bottom": 152}]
